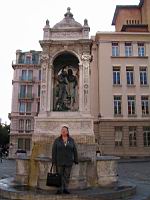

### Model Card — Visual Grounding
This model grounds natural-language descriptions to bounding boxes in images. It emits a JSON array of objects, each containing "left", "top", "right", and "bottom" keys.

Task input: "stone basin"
[{"left": 0, "top": 177, "right": 136, "bottom": 200}]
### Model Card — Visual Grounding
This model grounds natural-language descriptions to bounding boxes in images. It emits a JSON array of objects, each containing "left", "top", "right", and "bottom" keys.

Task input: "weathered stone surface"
[{"left": 96, "top": 156, "right": 120, "bottom": 187}]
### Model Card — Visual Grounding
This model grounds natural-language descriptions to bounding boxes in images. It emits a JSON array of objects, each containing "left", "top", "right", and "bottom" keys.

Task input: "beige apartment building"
[
  {"left": 9, "top": 0, "right": 150, "bottom": 158},
  {"left": 91, "top": 0, "right": 150, "bottom": 157},
  {"left": 9, "top": 50, "right": 41, "bottom": 157}
]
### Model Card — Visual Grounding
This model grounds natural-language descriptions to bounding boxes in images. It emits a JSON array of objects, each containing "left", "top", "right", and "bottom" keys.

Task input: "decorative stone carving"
[
  {"left": 51, "top": 31, "right": 82, "bottom": 40},
  {"left": 81, "top": 54, "right": 92, "bottom": 62},
  {"left": 36, "top": 121, "right": 92, "bottom": 133},
  {"left": 41, "top": 85, "right": 46, "bottom": 90},
  {"left": 41, "top": 90, "right": 46, "bottom": 111},
  {"left": 42, "top": 67, "right": 46, "bottom": 82},
  {"left": 40, "top": 53, "right": 49, "bottom": 63}
]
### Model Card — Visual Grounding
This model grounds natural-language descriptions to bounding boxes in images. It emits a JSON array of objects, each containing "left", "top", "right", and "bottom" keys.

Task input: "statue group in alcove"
[{"left": 55, "top": 66, "right": 78, "bottom": 111}]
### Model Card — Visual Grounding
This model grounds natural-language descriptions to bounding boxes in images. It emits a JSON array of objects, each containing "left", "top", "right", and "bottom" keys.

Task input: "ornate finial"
[
  {"left": 67, "top": 7, "right": 71, "bottom": 12},
  {"left": 84, "top": 19, "right": 88, "bottom": 26},
  {"left": 64, "top": 7, "right": 73, "bottom": 18},
  {"left": 46, "top": 19, "right": 49, "bottom": 26}
]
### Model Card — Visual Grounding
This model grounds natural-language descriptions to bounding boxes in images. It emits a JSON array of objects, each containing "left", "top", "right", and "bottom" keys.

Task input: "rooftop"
[
  {"left": 112, "top": 0, "right": 143, "bottom": 25},
  {"left": 53, "top": 7, "right": 82, "bottom": 29}
]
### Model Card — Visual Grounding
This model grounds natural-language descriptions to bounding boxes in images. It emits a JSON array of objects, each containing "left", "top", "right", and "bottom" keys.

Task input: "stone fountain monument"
[
  {"left": 15, "top": 7, "right": 119, "bottom": 190},
  {"left": 28, "top": 7, "right": 97, "bottom": 189},
  {"left": 0, "top": 8, "right": 136, "bottom": 200}
]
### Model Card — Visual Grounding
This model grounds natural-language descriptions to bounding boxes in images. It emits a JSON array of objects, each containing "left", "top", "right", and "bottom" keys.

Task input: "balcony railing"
[
  {"left": 18, "top": 93, "right": 34, "bottom": 100},
  {"left": 12, "top": 60, "right": 40, "bottom": 65}
]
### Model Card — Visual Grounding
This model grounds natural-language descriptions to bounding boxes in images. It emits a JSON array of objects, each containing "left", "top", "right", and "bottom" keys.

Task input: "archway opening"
[{"left": 53, "top": 52, "right": 79, "bottom": 111}]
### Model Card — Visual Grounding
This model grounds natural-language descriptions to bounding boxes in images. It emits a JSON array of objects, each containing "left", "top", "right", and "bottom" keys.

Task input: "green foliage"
[{"left": 0, "top": 123, "right": 10, "bottom": 145}]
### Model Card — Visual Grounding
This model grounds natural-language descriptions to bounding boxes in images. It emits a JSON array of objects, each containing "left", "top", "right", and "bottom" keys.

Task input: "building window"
[
  {"left": 115, "top": 127, "right": 123, "bottom": 146},
  {"left": 19, "top": 102, "right": 32, "bottom": 114},
  {"left": 112, "top": 42, "right": 119, "bottom": 57},
  {"left": 28, "top": 70, "right": 33, "bottom": 81},
  {"left": 138, "top": 43, "right": 145, "bottom": 57},
  {"left": 37, "top": 102, "right": 40, "bottom": 114},
  {"left": 129, "top": 127, "right": 137, "bottom": 147},
  {"left": 20, "top": 85, "right": 26, "bottom": 98},
  {"left": 125, "top": 42, "right": 132, "bottom": 57},
  {"left": 39, "top": 70, "right": 41, "bottom": 81},
  {"left": 25, "top": 56, "right": 31, "bottom": 64},
  {"left": 126, "top": 67, "right": 134, "bottom": 85},
  {"left": 32, "top": 54, "right": 39, "bottom": 64},
  {"left": 113, "top": 67, "right": 121, "bottom": 85},
  {"left": 140, "top": 67, "right": 148, "bottom": 85},
  {"left": 21, "top": 70, "right": 27, "bottom": 81},
  {"left": 21, "top": 70, "right": 33, "bottom": 81},
  {"left": 114, "top": 96, "right": 122, "bottom": 115},
  {"left": 26, "top": 102, "right": 32, "bottom": 114},
  {"left": 25, "top": 139, "right": 31, "bottom": 151},
  {"left": 143, "top": 127, "right": 150, "bottom": 147},
  {"left": 19, "top": 102, "right": 26, "bottom": 114},
  {"left": 18, "top": 138, "right": 24, "bottom": 149},
  {"left": 38, "top": 85, "right": 41, "bottom": 97},
  {"left": 141, "top": 96, "right": 149, "bottom": 115},
  {"left": 25, "top": 119, "right": 31, "bottom": 132},
  {"left": 19, "top": 85, "right": 32, "bottom": 99},
  {"left": 128, "top": 96, "right": 136, "bottom": 115},
  {"left": 18, "top": 138, "right": 31, "bottom": 151},
  {"left": 19, "top": 119, "right": 24, "bottom": 132}
]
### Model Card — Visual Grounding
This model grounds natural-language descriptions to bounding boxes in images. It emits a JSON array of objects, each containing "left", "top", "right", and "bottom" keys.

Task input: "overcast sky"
[{"left": 0, "top": 0, "right": 140, "bottom": 123}]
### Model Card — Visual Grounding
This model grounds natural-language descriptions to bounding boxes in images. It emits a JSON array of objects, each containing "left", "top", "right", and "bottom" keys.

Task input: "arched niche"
[{"left": 52, "top": 51, "right": 79, "bottom": 111}]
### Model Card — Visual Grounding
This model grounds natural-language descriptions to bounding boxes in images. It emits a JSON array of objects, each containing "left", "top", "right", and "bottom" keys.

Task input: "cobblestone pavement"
[
  {"left": 0, "top": 159, "right": 16, "bottom": 179},
  {"left": 0, "top": 159, "right": 150, "bottom": 199},
  {"left": 118, "top": 160, "right": 150, "bottom": 200}
]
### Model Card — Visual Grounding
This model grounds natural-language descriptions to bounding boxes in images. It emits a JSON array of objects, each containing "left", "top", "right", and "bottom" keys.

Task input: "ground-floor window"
[
  {"left": 18, "top": 138, "right": 31, "bottom": 151},
  {"left": 115, "top": 127, "right": 123, "bottom": 146},
  {"left": 129, "top": 127, "right": 137, "bottom": 147},
  {"left": 143, "top": 127, "right": 150, "bottom": 147}
]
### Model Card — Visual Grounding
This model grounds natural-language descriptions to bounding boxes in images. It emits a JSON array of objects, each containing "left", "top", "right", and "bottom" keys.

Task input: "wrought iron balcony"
[{"left": 12, "top": 60, "right": 40, "bottom": 65}]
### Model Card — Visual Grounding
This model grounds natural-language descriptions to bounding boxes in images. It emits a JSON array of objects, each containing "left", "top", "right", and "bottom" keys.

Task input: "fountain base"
[{"left": 0, "top": 177, "right": 136, "bottom": 200}]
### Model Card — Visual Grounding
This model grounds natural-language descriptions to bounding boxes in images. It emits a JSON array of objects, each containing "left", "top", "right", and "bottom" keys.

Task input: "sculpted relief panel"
[
  {"left": 51, "top": 32, "right": 82, "bottom": 39},
  {"left": 81, "top": 54, "right": 91, "bottom": 110},
  {"left": 36, "top": 121, "right": 92, "bottom": 133}
]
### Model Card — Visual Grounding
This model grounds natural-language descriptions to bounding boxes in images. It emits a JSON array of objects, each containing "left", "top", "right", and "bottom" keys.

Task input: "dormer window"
[{"left": 25, "top": 56, "right": 32, "bottom": 64}]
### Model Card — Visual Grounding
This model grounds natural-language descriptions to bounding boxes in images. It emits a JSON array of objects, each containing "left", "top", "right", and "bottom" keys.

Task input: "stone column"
[
  {"left": 46, "top": 64, "right": 53, "bottom": 112},
  {"left": 81, "top": 53, "right": 92, "bottom": 114},
  {"left": 40, "top": 52, "right": 49, "bottom": 114},
  {"left": 79, "top": 63, "right": 83, "bottom": 112}
]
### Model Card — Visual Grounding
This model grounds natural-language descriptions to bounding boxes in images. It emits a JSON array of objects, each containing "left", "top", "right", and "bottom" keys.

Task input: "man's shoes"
[
  {"left": 63, "top": 189, "right": 70, "bottom": 194},
  {"left": 56, "top": 190, "right": 62, "bottom": 195}
]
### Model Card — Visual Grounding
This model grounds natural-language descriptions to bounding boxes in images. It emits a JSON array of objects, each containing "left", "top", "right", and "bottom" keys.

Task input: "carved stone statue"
[
  {"left": 55, "top": 68, "right": 68, "bottom": 111},
  {"left": 54, "top": 67, "right": 78, "bottom": 111},
  {"left": 67, "top": 69, "right": 78, "bottom": 110}
]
